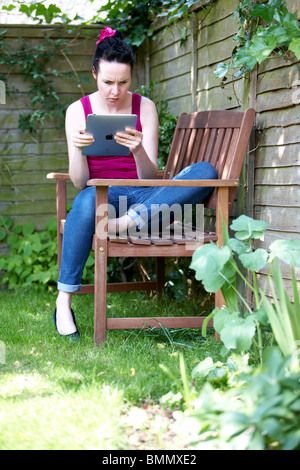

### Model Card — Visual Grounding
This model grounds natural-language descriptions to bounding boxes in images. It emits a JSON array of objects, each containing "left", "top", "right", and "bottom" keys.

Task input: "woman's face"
[{"left": 93, "top": 60, "right": 132, "bottom": 106}]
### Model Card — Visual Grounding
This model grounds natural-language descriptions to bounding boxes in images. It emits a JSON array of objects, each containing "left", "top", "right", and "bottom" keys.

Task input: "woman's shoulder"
[
  {"left": 66, "top": 98, "right": 84, "bottom": 114},
  {"left": 139, "top": 94, "right": 157, "bottom": 113},
  {"left": 65, "top": 97, "right": 87, "bottom": 129}
]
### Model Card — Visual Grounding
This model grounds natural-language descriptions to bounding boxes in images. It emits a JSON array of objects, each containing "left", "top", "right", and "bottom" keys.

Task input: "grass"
[{"left": 0, "top": 287, "right": 222, "bottom": 450}]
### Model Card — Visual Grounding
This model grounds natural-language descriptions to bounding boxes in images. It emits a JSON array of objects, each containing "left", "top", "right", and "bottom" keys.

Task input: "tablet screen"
[{"left": 82, "top": 114, "right": 138, "bottom": 156}]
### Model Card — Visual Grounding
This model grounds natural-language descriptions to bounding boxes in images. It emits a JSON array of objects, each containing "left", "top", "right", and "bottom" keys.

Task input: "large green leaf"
[
  {"left": 239, "top": 248, "right": 269, "bottom": 271},
  {"left": 190, "top": 243, "right": 232, "bottom": 292},
  {"left": 269, "top": 239, "right": 300, "bottom": 268},
  {"left": 230, "top": 215, "right": 268, "bottom": 240},
  {"left": 214, "top": 309, "right": 257, "bottom": 353}
]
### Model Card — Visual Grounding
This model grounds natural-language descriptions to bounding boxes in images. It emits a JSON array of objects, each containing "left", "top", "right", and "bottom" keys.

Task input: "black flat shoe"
[{"left": 53, "top": 308, "right": 80, "bottom": 341}]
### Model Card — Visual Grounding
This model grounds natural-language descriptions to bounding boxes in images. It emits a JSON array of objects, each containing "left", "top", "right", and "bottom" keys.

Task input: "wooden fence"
[
  {"left": 148, "top": 0, "right": 300, "bottom": 295},
  {"left": 0, "top": 23, "right": 146, "bottom": 253}
]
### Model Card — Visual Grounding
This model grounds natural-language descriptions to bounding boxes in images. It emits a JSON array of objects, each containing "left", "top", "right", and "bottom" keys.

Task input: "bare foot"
[
  {"left": 55, "top": 291, "right": 77, "bottom": 335},
  {"left": 107, "top": 214, "right": 137, "bottom": 235}
]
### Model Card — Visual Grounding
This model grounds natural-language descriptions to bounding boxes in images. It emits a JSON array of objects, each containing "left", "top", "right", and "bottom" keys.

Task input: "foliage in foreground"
[
  {"left": 169, "top": 214, "right": 300, "bottom": 450},
  {"left": 169, "top": 347, "right": 300, "bottom": 450},
  {"left": 190, "top": 214, "right": 300, "bottom": 361}
]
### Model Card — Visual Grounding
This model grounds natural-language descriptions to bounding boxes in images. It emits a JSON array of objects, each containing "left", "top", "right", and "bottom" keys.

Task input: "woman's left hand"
[{"left": 114, "top": 127, "right": 143, "bottom": 153}]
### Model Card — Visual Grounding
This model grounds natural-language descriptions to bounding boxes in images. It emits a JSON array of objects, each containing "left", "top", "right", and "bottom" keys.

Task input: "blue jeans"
[{"left": 58, "top": 162, "right": 217, "bottom": 292}]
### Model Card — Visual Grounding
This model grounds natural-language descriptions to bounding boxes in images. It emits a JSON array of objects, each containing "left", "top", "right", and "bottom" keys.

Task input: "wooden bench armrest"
[
  {"left": 47, "top": 171, "right": 164, "bottom": 181},
  {"left": 47, "top": 173, "right": 70, "bottom": 180},
  {"left": 87, "top": 178, "right": 239, "bottom": 188}
]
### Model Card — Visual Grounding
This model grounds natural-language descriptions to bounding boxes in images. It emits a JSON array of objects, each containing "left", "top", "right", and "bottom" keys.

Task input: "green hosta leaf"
[
  {"left": 269, "top": 239, "right": 300, "bottom": 268},
  {"left": 228, "top": 238, "right": 251, "bottom": 255},
  {"left": 239, "top": 248, "right": 269, "bottom": 271},
  {"left": 214, "top": 309, "right": 257, "bottom": 353},
  {"left": 190, "top": 243, "right": 232, "bottom": 292},
  {"left": 230, "top": 215, "right": 268, "bottom": 240}
]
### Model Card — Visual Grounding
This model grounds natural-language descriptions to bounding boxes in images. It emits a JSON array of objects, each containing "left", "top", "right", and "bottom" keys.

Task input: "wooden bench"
[{"left": 48, "top": 108, "right": 255, "bottom": 344}]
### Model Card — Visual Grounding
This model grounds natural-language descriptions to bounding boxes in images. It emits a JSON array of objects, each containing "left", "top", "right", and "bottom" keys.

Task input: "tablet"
[{"left": 82, "top": 114, "right": 138, "bottom": 156}]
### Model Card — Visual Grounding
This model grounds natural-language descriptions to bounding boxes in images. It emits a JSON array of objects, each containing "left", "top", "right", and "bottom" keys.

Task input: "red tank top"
[{"left": 80, "top": 93, "right": 142, "bottom": 179}]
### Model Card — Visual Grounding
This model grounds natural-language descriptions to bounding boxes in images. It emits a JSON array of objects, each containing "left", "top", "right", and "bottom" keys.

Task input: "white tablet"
[{"left": 82, "top": 114, "right": 138, "bottom": 156}]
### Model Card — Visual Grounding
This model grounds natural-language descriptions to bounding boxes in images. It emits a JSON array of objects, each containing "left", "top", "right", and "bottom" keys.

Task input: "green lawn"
[{"left": 0, "top": 288, "right": 221, "bottom": 450}]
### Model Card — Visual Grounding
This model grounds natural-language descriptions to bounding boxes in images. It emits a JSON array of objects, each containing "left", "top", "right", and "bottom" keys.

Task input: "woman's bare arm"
[{"left": 65, "top": 101, "right": 93, "bottom": 189}]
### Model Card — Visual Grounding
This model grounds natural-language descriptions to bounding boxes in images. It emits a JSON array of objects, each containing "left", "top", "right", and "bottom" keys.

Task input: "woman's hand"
[
  {"left": 72, "top": 126, "right": 95, "bottom": 149},
  {"left": 114, "top": 127, "right": 143, "bottom": 154}
]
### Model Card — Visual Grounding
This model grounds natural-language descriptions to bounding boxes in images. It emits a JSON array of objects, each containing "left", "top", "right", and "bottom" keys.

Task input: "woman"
[{"left": 54, "top": 27, "right": 217, "bottom": 339}]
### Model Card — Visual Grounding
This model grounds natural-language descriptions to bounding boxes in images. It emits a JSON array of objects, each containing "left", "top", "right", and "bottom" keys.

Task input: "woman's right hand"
[{"left": 72, "top": 126, "right": 94, "bottom": 149}]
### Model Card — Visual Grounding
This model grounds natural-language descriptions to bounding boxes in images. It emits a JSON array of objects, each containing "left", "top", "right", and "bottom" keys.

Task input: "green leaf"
[
  {"left": 214, "top": 309, "right": 257, "bottom": 353},
  {"left": 289, "top": 38, "right": 300, "bottom": 59},
  {"left": 230, "top": 215, "right": 268, "bottom": 240},
  {"left": 248, "top": 34, "right": 277, "bottom": 64},
  {"left": 190, "top": 243, "right": 232, "bottom": 292},
  {"left": 239, "top": 248, "right": 269, "bottom": 271},
  {"left": 214, "top": 62, "right": 230, "bottom": 79},
  {"left": 250, "top": 4, "right": 276, "bottom": 23},
  {"left": 0, "top": 228, "right": 6, "bottom": 241},
  {"left": 228, "top": 238, "right": 250, "bottom": 255},
  {"left": 192, "top": 357, "right": 216, "bottom": 379},
  {"left": 269, "top": 239, "right": 300, "bottom": 268},
  {"left": 22, "top": 222, "right": 35, "bottom": 237},
  {"left": 0, "top": 215, "right": 13, "bottom": 229}
]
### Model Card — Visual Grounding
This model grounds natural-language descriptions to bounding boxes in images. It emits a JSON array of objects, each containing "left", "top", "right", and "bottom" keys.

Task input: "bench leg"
[{"left": 94, "top": 187, "right": 108, "bottom": 345}]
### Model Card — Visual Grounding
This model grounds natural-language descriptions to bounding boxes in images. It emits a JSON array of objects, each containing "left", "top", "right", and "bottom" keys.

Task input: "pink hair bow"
[{"left": 96, "top": 26, "right": 116, "bottom": 46}]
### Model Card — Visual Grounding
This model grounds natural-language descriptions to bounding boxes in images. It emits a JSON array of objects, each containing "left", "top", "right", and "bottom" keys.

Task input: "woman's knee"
[
  {"left": 176, "top": 161, "right": 218, "bottom": 180},
  {"left": 69, "top": 187, "right": 96, "bottom": 226},
  {"left": 199, "top": 161, "right": 218, "bottom": 179}
]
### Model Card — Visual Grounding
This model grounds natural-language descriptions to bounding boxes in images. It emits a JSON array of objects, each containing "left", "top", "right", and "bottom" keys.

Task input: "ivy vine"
[
  {"left": 88, "top": 0, "right": 214, "bottom": 47},
  {"left": 0, "top": 33, "right": 88, "bottom": 133},
  {"left": 215, "top": 0, "right": 300, "bottom": 82}
]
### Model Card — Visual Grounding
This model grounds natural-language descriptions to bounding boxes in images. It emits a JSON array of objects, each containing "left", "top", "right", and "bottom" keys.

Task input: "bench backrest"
[{"left": 163, "top": 108, "right": 255, "bottom": 210}]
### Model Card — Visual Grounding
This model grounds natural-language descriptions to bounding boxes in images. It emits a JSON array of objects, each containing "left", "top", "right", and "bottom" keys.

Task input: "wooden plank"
[
  {"left": 197, "top": 35, "right": 236, "bottom": 68},
  {"left": 256, "top": 88, "right": 299, "bottom": 112},
  {"left": 255, "top": 144, "right": 300, "bottom": 168},
  {"left": 0, "top": 141, "right": 69, "bottom": 156},
  {"left": 197, "top": 80, "right": 244, "bottom": 110},
  {"left": 256, "top": 107, "right": 300, "bottom": 130},
  {"left": 0, "top": 200, "right": 57, "bottom": 216},
  {"left": 258, "top": 125, "right": 300, "bottom": 146},
  {"left": 158, "top": 73, "right": 192, "bottom": 101},
  {"left": 88, "top": 178, "right": 239, "bottom": 187},
  {"left": 255, "top": 167, "right": 300, "bottom": 186},
  {"left": 107, "top": 316, "right": 212, "bottom": 330},
  {"left": 255, "top": 185, "right": 300, "bottom": 207},
  {"left": 254, "top": 206, "right": 299, "bottom": 232},
  {"left": 151, "top": 54, "right": 192, "bottom": 83},
  {"left": 257, "top": 64, "right": 300, "bottom": 94}
]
